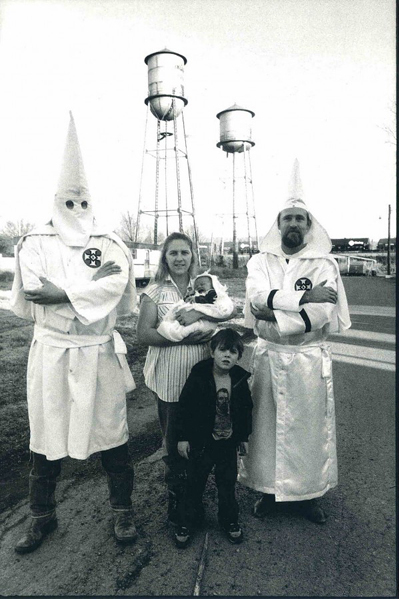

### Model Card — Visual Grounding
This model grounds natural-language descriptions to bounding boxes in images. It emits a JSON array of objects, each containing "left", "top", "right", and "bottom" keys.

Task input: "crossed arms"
[
  {"left": 246, "top": 254, "right": 338, "bottom": 335},
  {"left": 251, "top": 280, "right": 337, "bottom": 321},
  {"left": 24, "top": 261, "right": 121, "bottom": 305}
]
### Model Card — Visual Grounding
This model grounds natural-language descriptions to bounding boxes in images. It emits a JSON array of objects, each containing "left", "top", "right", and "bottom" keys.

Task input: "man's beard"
[{"left": 282, "top": 229, "right": 304, "bottom": 248}]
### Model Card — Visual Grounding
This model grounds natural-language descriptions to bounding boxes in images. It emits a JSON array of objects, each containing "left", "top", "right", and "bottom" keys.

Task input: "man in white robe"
[
  {"left": 11, "top": 113, "right": 138, "bottom": 553},
  {"left": 238, "top": 160, "right": 351, "bottom": 523}
]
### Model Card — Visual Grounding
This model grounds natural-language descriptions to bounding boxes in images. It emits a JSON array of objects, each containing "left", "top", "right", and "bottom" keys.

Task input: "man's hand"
[
  {"left": 250, "top": 304, "right": 276, "bottom": 322},
  {"left": 300, "top": 280, "right": 337, "bottom": 305},
  {"left": 92, "top": 261, "right": 122, "bottom": 281},
  {"left": 24, "top": 277, "right": 69, "bottom": 305},
  {"left": 175, "top": 307, "right": 201, "bottom": 326},
  {"left": 178, "top": 441, "right": 190, "bottom": 460}
]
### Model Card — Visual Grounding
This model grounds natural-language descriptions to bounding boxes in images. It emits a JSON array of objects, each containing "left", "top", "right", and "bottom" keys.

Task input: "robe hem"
[
  {"left": 29, "top": 436, "right": 129, "bottom": 461},
  {"left": 237, "top": 475, "right": 337, "bottom": 502}
]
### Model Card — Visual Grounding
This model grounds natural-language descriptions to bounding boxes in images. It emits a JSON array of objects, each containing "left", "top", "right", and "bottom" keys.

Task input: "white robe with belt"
[
  {"left": 11, "top": 227, "right": 137, "bottom": 461},
  {"left": 238, "top": 230, "right": 351, "bottom": 501}
]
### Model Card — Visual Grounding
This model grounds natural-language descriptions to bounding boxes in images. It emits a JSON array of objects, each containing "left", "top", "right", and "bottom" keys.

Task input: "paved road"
[{"left": 229, "top": 298, "right": 396, "bottom": 597}]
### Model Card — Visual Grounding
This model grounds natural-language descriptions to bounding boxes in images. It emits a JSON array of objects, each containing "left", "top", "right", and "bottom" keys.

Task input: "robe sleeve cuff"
[
  {"left": 299, "top": 308, "right": 312, "bottom": 333},
  {"left": 274, "top": 310, "right": 307, "bottom": 336},
  {"left": 252, "top": 289, "right": 303, "bottom": 312}
]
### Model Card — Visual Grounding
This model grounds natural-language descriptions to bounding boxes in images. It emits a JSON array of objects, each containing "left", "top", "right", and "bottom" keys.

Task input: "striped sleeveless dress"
[{"left": 142, "top": 277, "right": 210, "bottom": 402}]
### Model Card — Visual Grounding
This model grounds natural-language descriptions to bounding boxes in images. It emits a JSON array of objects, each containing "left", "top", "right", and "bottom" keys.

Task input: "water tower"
[
  {"left": 135, "top": 49, "right": 199, "bottom": 258},
  {"left": 216, "top": 104, "right": 258, "bottom": 268}
]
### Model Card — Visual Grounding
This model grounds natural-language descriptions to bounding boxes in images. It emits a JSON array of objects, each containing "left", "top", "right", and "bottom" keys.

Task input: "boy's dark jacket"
[{"left": 176, "top": 358, "right": 253, "bottom": 448}]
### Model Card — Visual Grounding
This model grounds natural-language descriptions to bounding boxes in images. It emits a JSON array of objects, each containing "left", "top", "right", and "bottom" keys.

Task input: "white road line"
[
  {"left": 350, "top": 305, "right": 395, "bottom": 317},
  {"left": 332, "top": 354, "right": 395, "bottom": 372},
  {"left": 243, "top": 341, "right": 395, "bottom": 372},
  {"left": 332, "top": 329, "right": 395, "bottom": 344},
  {"left": 330, "top": 341, "right": 395, "bottom": 371}
]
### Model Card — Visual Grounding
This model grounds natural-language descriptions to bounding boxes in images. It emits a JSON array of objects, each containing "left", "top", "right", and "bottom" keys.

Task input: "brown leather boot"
[
  {"left": 15, "top": 513, "right": 58, "bottom": 554},
  {"left": 113, "top": 509, "right": 138, "bottom": 543}
]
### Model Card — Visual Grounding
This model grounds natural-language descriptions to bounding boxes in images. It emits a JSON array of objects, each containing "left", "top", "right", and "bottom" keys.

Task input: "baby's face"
[{"left": 194, "top": 276, "right": 213, "bottom": 295}]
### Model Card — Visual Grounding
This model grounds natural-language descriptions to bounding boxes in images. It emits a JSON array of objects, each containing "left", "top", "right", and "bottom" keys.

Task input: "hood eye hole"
[
  {"left": 81, "top": 201, "right": 88, "bottom": 209},
  {"left": 66, "top": 200, "right": 74, "bottom": 210}
]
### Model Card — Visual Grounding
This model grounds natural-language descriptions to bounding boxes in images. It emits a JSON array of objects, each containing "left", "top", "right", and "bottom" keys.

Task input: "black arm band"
[
  {"left": 267, "top": 289, "right": 278, "bottom": 310},
  {"left": 299, "top": 309, "right": 311, "bottom": 333}
]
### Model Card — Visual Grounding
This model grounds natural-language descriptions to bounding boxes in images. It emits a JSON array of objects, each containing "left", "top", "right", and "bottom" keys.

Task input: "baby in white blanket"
[{"left": 157, "top": 273, "right": 235, "bottom": 342}]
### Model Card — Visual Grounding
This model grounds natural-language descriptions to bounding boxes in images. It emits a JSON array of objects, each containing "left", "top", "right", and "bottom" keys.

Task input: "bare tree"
[
  {"left": 380, "top": 102, "right": 396, "bottom": 145},
  {"left": 185, "top": 224, "right": 208, "bottom": 244},
  {"left": 1, "top": 219, "right": 35, "bottom": 239},
  {"left": 115, "top": 211, "right": 137, "bottom": 242}
]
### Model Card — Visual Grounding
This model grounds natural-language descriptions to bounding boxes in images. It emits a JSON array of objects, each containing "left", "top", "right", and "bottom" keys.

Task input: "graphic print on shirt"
[
  {"left": 82, "top": 248, "right": 102, "bottom": 268},
  {"left": 213, "top": 387, "right": 233, "bottom": 440},
  {"left": 294, "top": 277, "right": 313, "bottom": 291}
]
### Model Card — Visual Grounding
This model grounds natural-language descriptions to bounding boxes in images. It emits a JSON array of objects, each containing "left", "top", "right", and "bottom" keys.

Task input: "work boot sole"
[{"left": 15, "top": 517, "right": 58, "bottom": 554}]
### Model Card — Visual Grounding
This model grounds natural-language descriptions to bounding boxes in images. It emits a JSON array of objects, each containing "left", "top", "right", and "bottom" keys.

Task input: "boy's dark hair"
[{"left": 210, "top": 328, "right": 244, "bottom": 359}]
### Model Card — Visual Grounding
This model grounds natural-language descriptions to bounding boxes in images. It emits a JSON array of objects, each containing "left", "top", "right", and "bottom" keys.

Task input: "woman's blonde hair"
[{"left": 154, "top": 232, "right": 197, "bottom": 283}]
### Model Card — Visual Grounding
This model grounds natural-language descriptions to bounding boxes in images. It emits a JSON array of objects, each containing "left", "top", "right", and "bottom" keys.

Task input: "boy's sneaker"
[
  {"left": 223, "top": 522, "right": 243, "bottom": 544},
  {"left": 175, "top": 526, "right": 191, "bottom": 549}
]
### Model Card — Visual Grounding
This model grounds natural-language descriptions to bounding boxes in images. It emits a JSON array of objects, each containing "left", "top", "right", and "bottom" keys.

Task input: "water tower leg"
[
  {"left": 172, "top": 101, "right": 184, "bottom": 233},
  {"left": 135, "top": 105, "right": 150, "bottom": 242},
  {"left": 232, "top": 153, "right": 239, "bottom": 269},
  {"left": 243, "top": 144, "right": 252, "bottom": 256},
  {"left": 182, "top": 112, "right": 201, "bottom": 265},
  {"left": 247, "top": 153, "right": 259, "bottom": 253},
  {"left": 154, "top": 120, "right": 161, "bottom": 245}
]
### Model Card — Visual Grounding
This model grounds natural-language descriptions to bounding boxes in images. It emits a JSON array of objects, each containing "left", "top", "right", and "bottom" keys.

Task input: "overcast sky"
[{"left": 0, "top": 0, "right": 395, "bottom": 244}]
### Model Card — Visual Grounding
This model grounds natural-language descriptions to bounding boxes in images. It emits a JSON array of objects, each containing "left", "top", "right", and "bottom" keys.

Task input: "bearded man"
[
  {"left": 11, "top": 113, "right": 138, "bottom": 553},
  {"left": 238, "top": 160, "right": 351, "bottom": 523}
]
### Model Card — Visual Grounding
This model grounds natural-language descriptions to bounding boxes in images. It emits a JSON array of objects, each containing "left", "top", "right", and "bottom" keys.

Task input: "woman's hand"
[
  {"left": 178, "top": 441, "right": 190, "bottom": 460},
  {"left": 93, "top": 261, "right": 122, "bottom": 281},
  {"left": 175, "top": 307, "right": 202, "bottom": 326},
  {"left": 181, "top": 329, "right": 214, "bottom": 345}
]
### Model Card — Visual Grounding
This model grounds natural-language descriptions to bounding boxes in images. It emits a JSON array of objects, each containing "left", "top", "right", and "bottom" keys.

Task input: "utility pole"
[{"left": 387, "top": 204, "right": 391, "bottom": 276}]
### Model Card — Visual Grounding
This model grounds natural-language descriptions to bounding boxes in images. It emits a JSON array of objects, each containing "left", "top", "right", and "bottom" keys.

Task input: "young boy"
[{"left": 175, "top": 328, "right": 253, "bottom": 548}]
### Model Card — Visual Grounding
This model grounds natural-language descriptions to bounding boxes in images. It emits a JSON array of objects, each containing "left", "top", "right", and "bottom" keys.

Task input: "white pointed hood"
[
  {"left": 52, "top": 112, "right": 95, "bottom": 247},
  {"left": 257, "top": 160, "right": 351, "bottom": 333},
  {"left": 259, "top": 159, "right": 332, "bottom": 258}
]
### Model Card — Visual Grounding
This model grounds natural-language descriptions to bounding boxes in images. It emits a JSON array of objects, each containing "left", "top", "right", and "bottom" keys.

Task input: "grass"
[{"left": 0, "top": 271, "right": 14, "bottom": 291}]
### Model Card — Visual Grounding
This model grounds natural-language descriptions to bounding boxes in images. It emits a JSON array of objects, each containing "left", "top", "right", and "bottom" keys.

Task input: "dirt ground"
[
  {"left": 0, "top": 275, "right": 396, "bottom": 596},
  {"left": 0, "top": 324, "right": 268, "bottom": 598}
]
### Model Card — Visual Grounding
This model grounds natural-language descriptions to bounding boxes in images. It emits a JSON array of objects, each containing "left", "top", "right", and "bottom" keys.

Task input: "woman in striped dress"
[{"left": 137, "top": 232, "right": 235, "bottom": 524}]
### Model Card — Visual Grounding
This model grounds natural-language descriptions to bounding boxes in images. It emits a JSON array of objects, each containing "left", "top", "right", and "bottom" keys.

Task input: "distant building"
[
  {"left": 222, "top": 241, "right": 259, "bottom": 254},
  {"left": 377, "top": 238, "right": 396, "bottom": 251},
  {"left": 331, "top": 238, "right": 370, "bottom": 252}
]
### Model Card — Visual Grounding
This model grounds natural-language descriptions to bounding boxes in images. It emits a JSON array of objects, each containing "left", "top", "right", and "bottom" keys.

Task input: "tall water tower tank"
[
  {"left": 216, "top": 104, "right": 255, "bottom": 153},
  {"left": 144, "top": 49, "right": 188, "bottom": 121}
]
